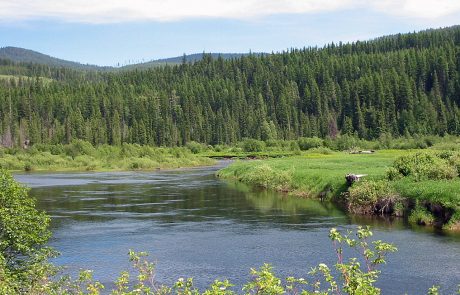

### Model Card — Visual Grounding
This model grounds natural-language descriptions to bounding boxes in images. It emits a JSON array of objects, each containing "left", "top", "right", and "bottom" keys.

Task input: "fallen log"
[{"left": 350, "top": 150, "right": 375, "bottom": 154}]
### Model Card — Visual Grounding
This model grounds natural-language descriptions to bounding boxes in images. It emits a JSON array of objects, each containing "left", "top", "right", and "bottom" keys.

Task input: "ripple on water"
[{"left": 14, "top": 166, "right": 460, "bottom": 294}]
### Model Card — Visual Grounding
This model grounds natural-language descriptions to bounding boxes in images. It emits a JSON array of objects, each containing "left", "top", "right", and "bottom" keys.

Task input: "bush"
[
  {"left": 334, "top": 134, "right": 359, "bottom": 151},
  {"left": 391, "top": 152, "right": 457, "bottom": 181},
  {"left": 23, "top": 162, "right": 33, "bottom": 172},
  {"left": 289, "top": 141, "right": 300, "bottom": 152},
  {"left": 213, "top": 145, "right": 224, "bottom": 152},
  {"left": 0, "top": 169, "right": 53, "bottom": 293},
  {"left": 446, "top": 152, "right": 460, "bottom": 176},
  {"left": 241, "top": 139, "right": 265, "bottom": 152},
  {"left": 386, "top": 167, "right": 402, "bottom": 181},
  {"left": 297, "top": 137, "right": 323, "bottom": 151},
  {"left": 64, "top": 140, "right": 95, "bottom": 158},
  {"left": 49, "top": 144, "right": 65, "bottom": 155},
  {"left": 240, "top": 164, "right": 292, "bottom": 191},
  {"left": 347, "top": 180, "right": 401, "bottom": 215},
  {"left": 409, "top": 206, "right": 435, "bottom": 225},
  {"left": 186, "top": 141, "right": 204, "bottom": 154}
]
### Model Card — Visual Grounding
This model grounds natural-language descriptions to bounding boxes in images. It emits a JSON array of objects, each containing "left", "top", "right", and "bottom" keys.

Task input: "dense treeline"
[{"left": 1, "top": 26, "right": 460, "bottom": 147}]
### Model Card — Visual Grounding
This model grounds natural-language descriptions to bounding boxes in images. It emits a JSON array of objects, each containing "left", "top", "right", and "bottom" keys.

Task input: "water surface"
[{"left": 15, "top": 163, "right": 460, "bottom": 294}]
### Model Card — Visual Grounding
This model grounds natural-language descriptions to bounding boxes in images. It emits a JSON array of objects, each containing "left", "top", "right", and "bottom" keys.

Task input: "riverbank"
[
  {"left": 0, "top": 140, "right": 215, "bottom": 172},
  {"left": 217, "top": 149, "right": 460, "bottom": 231}
]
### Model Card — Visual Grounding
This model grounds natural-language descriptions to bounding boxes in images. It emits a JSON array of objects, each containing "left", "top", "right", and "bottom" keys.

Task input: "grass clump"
[
  {"left": 347, "top": 180, "right": 401, "bottom": 215},
  {"left": 443, "top": 212, "right": 460, "bottom": 230},
  {"left": 408, "top": 206, "right": 435, "bottom": 226},
  {"left": 225, "top": 163, "right": 293, "bottom": 191}
]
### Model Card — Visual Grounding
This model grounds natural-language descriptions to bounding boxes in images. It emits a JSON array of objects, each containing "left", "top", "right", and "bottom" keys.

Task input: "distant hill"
[
  {"left": 0, "top": 46, "right": 109, "bottom": 70},
  {"left": 0, "top": 47, "right": 255, "bottom": 71},
  {"left": 120, "top": 53, "right": 255, "bottom": 70}
]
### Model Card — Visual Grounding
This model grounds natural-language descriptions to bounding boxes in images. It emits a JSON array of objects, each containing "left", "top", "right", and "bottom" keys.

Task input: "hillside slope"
[
  {"left": 0, "top": 26, "right": 459, "bottom": 147},
  {"left": 0, "top": 46, "right": 108, "bottom": 70}
]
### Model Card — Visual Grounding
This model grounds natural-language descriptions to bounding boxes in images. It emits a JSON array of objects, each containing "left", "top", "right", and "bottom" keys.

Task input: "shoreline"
[
  {"left": 217, "top": 150, "right": 460, "bottom": 232},
  {"left": 9, "top": 158, "right": 220, "bottom": 174}
]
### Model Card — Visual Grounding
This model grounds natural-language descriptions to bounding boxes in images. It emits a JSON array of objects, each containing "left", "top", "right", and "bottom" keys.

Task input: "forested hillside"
[
  {"left": 1, "top": 26, "right": 459, "bottom": 147},
  {"left": 0, "top": 46, "right": 108, "bottom": 70},
  {"left": 120, "top": 53, "right": 252, "bottom": 69}
]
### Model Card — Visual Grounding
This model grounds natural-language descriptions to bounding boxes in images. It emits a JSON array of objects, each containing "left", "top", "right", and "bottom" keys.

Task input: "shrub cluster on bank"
[
  {"left": 192, "top": 134, "right": 459, "bottom": 156},
  {"left": 0, "top": 139, "right": 214, "bottom": 172},
  {"left": 348, "top": 151, "right": 460, "bottom": 230},
  {"left": 218, "top": 148, "right": 460, "bottom": 231}
]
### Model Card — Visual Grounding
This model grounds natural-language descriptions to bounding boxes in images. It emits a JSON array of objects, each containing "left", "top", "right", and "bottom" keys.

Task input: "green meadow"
[
  {"left": 218, "top": 149, "right": 460, "bottom": 230},
  {"left": 217, "top": 150, "right": 401, "bottom": 197}
]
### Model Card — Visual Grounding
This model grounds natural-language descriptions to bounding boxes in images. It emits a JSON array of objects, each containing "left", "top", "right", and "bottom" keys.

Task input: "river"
[{"left": 14, "top": 161, "right": 460, "bottom": 294}]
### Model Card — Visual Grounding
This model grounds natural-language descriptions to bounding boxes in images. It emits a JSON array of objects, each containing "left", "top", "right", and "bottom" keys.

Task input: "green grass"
[
  {"left": 218, "top": 150, "right": 404, "bottom": 198},
  {"left": 393, "top": 178, "right": 460, "bottom": 209},
  {"left": 0, "top": 142, "right": 215, "bottom": 172},
  {"left": 200, "top": 150, "right": 296, "bottom": 158},
  {"left": 218, "top": 149, "right": 460, "bottom": 230}
]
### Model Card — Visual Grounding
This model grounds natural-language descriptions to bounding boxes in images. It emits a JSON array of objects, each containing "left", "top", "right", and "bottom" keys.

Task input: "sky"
[{"left": 0, "top": 0, "right": 459, "bottom": 66}]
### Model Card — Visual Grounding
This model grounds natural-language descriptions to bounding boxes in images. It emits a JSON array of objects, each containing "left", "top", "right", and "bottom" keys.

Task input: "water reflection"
[{"left": 14, "top": 165, "right": 460, "bottom": 294}]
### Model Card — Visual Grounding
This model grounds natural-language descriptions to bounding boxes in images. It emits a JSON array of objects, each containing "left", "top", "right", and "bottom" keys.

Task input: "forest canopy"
[{"left": 0, "top": 26, "right": 459, "bottom": 147}]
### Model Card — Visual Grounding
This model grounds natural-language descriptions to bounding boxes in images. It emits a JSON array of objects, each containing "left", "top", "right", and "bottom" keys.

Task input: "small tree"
[{"left": 0, "top": 169, "right": 55, "bottom": 294}]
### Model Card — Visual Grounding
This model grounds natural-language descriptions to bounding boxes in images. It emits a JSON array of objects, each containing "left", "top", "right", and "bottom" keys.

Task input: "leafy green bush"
[
  {"left": 239, "top": 164, "right": 292, "bottom": 191},
  {"left": 0, "top": 169, "right": 54, "bottom": 294},
  {"left": 241, "top": 139, "right": 265, "bottom": 152},
  {"left": 297, "top": 137, "right": 323, "bottom": 151},
  {"left": 48, "top": 144, "right": 65, "bottom": 155},
  {"left": 347, "top": 180, "right": 401, "bottom": 215},
  {"left": 64, "top": 139, "right": 95, "bottom": 159},
  {"left": 391, "top": 152, "right": 457, "bottom": 181},
  {"left": 186, "top": 141, "right": 204, "bottom": 154},
  {"left": 446, "top": 153, "right": 460, "bottom": 176},
  {"left": 386, "top": 167, "right": 402, "bottom": 181}
]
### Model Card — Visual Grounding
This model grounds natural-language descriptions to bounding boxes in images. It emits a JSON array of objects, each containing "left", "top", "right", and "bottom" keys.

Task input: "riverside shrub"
[
  {"left": 347, "top": 180, "right": 401, "bottom": 215},
  {"left": 391, "top": 152, "right": 457, "bottom": 181},
  {"left": 0, "top": 169, "right": 55, "bottom": 294},
  {"left": 297, "top": 137, "right": 323, "bottom": 150},
  {"left": 239, "top": 164, "right": 292, "bottom": 191},
  {"left": 241, "top": 139, "right": 265, "bottom": 152}
]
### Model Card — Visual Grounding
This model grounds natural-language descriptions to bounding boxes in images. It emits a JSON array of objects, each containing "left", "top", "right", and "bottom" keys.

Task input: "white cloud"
[
  {"left": 369, "top": 0, "right": 460, "bottom": 19},
  {"left": 0, "top": 0, "right": 459, "bottom": 23}
]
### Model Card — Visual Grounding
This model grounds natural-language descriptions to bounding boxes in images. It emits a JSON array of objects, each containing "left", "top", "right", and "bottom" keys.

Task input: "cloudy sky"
[{"left": 1, "top": 0, "right": 459, "bottom": 66}]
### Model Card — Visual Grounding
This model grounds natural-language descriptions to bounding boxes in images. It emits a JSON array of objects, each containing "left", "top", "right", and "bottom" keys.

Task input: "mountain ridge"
[{"left": 0, "top": 46, "right": 253, "bottom": 70}]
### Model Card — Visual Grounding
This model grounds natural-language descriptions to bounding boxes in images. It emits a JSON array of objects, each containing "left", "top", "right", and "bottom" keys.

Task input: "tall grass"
[{"left": 0, "top": 140, "right": 214, "bottom": 172}]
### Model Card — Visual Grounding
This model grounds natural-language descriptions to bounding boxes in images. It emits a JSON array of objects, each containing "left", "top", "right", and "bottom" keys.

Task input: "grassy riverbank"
[
  {"left": 217, "top": 150, "right": 399, "bottom": 196},
  {"left": 0, "top": 140, "right": 214, "bottom": 172},
  {"left": 217, "top": 149, "right": 460, "bottom": 230}
]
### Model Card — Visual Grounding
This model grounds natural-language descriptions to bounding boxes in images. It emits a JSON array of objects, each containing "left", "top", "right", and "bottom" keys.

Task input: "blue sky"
[{"left": 1, "top": 0, "right": 459, "bottom": 66}]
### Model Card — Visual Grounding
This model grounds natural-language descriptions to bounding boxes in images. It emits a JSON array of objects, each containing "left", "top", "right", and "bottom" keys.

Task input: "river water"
[{"left": 15, "top": 162, "right": 460, "bottom": 294}]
